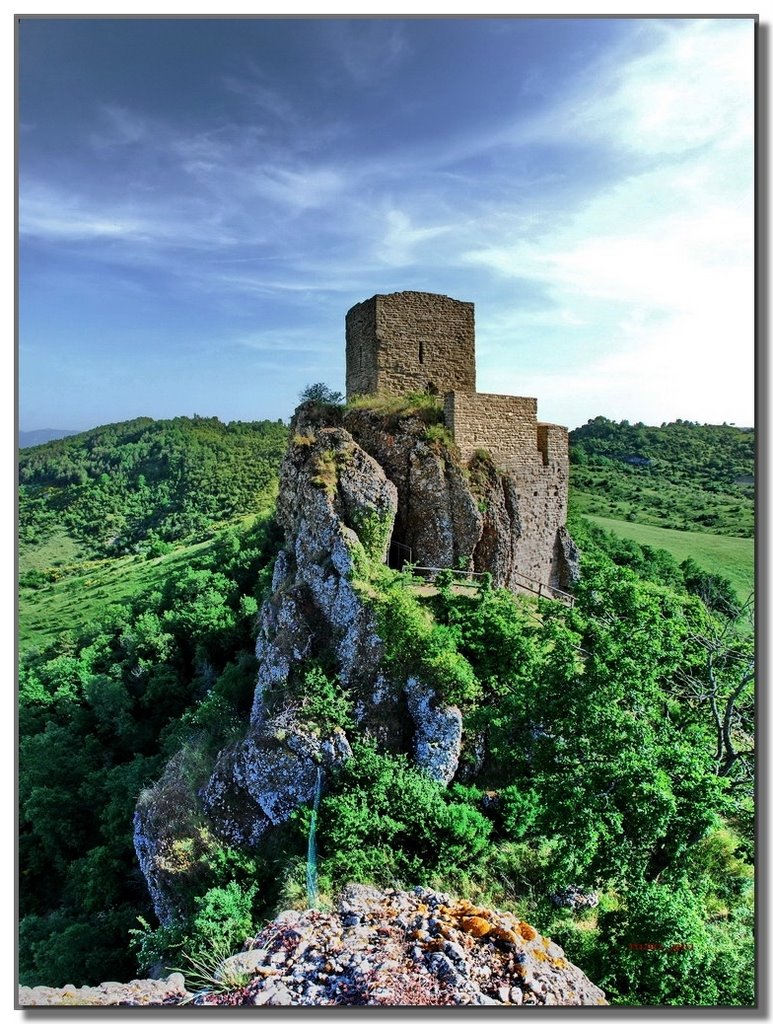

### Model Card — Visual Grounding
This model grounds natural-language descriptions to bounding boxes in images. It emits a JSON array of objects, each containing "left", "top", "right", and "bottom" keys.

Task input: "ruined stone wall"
[
  {"left": 344, "top": 291, "right": 572, "bottom": 591},
  {"left": 537, "top": 423, "right": 568, "bottom": 466},
  {"left": 443, "top": 392, "right": 540, "bottom": 470},
  {"left": 444, "top": 392, "right": 569, "bottom": 588},
  {"left": 346, "top": 292, "right": 475, "bottom": 399},
  {"left": 507, "top": 460, "right": 569, "bottom": 589},
  {"left": 345, "top": 297, "right": 380, "bottom": 397}
]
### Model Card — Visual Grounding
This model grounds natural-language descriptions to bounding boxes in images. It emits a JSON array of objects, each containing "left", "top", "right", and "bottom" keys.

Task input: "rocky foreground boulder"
[{"left": 19, "top": 886, "right": 607, "bottom": 1007}]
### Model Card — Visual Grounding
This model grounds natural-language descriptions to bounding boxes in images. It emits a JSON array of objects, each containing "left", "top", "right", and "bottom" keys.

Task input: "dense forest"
[
  {"left": 17, "top": 413, "right": 755, "bottom": 1005},
  {"left": 569, "top": 417, "right": 754, "bottom": 537}
]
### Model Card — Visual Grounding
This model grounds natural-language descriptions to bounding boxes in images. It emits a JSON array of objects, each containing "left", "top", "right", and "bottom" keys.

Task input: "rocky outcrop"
[
  {"left": 254, "top": 421, "right": 397, "bottom": 715},
  {"left": 195, "top": 886, "right": 608, "bottom": 1007},
  {"left": 342, "top": 406, "right": 482, "bottom": 572},
  {"left": 133, "top": 751, "right": 205, "bottom": 927},
  {"left": 133, "top": 401, "right": 578, "bottom": 922},
  {"left": 19, "top": 973, "right": 189, "bottom": 1008},
  {"left": 404, "top": 677, "right": 462, "bottom": 785},
  {"left": 340, "top": 406, "right": 577, "bottom": 592},
  {"left": 556, "top": 524, "right": 581, "bottom": 589}
]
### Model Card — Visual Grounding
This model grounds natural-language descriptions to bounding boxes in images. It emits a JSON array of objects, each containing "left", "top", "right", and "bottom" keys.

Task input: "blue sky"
[{"left": 18, "top": 15, "right": 755, "bottom": 431}]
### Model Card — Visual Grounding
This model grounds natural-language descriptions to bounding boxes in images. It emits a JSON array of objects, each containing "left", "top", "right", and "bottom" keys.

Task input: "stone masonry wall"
[
  {"left": 444, "top": 392, "right": 569, "bottom": 588},
  {"left": 345, "top": 297, "right": 380, "bottom": 398},
  {"left": 537, "top": 423, "right": 568, "bottom": 466},
  {"left": 346, "top": 292, "right": 475, "bottom": 399},
  {"left": 508, "top": 459, "right": 569, "bottom": 589},
  {"left": 444, "top": 392, "right": 540, "bottom": 471}
]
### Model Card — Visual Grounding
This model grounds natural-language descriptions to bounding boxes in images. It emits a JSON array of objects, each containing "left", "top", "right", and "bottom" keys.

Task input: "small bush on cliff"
[
  {"left": 131, "top": 879, "right": 258, "bottom": 984},
  {"left": 424, "top": 422, "right": 457, "bottom": 454},
  {"left": 371, "top": 579, "right": 481, "bottom": 707},
  {"left": 295, "top": 664, "right": 355, "bottom": 733},
  {"left": 350, "top": 506, "right": 393, "bottom": 562},
  {"left": 299, "top": 382, "right": 344, "bottom": 405}
]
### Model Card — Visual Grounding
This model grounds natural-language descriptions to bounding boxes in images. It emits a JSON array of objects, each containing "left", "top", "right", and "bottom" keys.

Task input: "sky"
[{"left": 17, "top": 14, "right": 756, "bottom": 432}]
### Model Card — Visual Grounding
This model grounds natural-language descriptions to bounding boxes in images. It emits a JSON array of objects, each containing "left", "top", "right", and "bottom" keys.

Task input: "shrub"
[
  {"left": 299, "top": 383, "right": 344, "bottom": 405},
  {"left": 424, "top": 423, "right": 456, "bottom": 452},
  {"left": 295, "top": 664, "right": 355, "bottom": 733},
  {"left": 586, "top": 878, "right": 753, "bottom": 1006},
  {"left": 317, "top": 744, "right": 492, "bottom": 889}
]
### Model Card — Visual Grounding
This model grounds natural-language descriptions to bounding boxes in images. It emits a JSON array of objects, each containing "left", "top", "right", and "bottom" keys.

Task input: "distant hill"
[
  {"left": 19, "top": 415, "right": 289, "bottom": 557},
  {"left": 19, "top": 428, "right": 80, "bottom": 448},
  {"left": 569, "top": 417, "right": 754, "bottom": 537}
]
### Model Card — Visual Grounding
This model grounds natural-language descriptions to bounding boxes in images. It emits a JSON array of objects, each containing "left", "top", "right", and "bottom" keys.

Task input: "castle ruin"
[{"left": 345, "top": 291, "right": 572, "bottom": 591}]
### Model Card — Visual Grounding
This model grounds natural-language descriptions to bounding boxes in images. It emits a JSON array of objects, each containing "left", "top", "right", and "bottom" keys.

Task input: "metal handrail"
[{"left": 405, "top": 563, "right": 575, "bottom": 606}]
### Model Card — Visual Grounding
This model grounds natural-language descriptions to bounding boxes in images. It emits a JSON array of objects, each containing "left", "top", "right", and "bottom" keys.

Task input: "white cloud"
[
  {"left": 462, "top": 18, "right": 753, "bottom": 427},
  {"left": 326, "top": 20, "right": 410, "bottom": 85},
  {"left": 377, "top": 209, "right": 454, "bottom": 267}
]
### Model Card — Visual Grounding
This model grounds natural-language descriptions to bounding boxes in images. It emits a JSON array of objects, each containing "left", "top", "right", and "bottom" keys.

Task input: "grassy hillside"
[
  {"left": 583, "top": 514, "right": 754, "bottom": 604},
  {"left": 569, "top": 418, "right": 754, "bottom": 538},
  {"left": 19, "top": 415, "right": 287, "bottom": 652},
  {"left": 19, "top": 415, "right": 288, "bottom": 558},
  {"left": 17, "top": 410, "right": 754, "bottom": 1002},
  {"left": 18, "top": 521, "right": 262, "bottom": 654}
]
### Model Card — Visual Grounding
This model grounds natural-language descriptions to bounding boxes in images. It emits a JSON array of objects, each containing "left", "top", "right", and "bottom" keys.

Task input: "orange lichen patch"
[
  {"left": 454, "top": 900, "right": 488, "bottom": 918},
  {"left": 459, "top": 916, "right": 493, "bottom": 938},
  {"left": 532, "top": 948, "right": 548, "bottom": 962},
  {"left": 422, "top": 937, "right": 445, "bottom": 953},
  {"left": 550, "top": 958, "right": 568, "bottom": 970},
  {"left": 517, "top": 922, "right": 538, "bottom": 942},
  {"left": 490, "top": 926, "right": 519, "bottom": 945}
]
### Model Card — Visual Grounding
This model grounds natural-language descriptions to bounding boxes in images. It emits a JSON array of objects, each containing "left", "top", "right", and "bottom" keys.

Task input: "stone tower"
[{"left": 345, "top": 291, "right": 476, "bottom": 399}]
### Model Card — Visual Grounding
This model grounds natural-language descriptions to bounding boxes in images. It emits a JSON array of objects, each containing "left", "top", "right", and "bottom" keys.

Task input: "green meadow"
[
  {"left": 584, "top": 514, "right": 755, "bottom": 603},
  {"left": 18, "top": 537, "right": 220, "bottom": 654}
]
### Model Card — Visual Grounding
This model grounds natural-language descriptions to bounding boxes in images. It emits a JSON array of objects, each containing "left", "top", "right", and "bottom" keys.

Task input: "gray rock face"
[
  {"left": 253, "top": 425, "right": 398, "bottom": 720},
  {"left": 20, "top": 889, "right": 608, "bottom": 1008},
  {"left": 556, "top": 525, "right": 581, "bottom": 589},
  {"left": 340, "top": 408, "right": 577, "bottom": 594},
  {"left": 201, "top": 717, "right": 351, "bottom": 848},
  {"left": 19, "top": 973, "right": 189, "bottom": 1007},
  {"left": 132, "top": 751, "right": 205, "bottom": 927},
  {"left": 404, "top": 677, "right": 462, "bottom": 785},
  {"left": 133, "top": 402, "right": 579, "bottom": 920},
  {"left": 468, "top": 453, "right": 522, "bottom": 586},
  {"left": 551, "top": 885, "right": 601, "bottom": 910},
  {"left": 342, "top": 407, "right": 483, "bottom": 571}
]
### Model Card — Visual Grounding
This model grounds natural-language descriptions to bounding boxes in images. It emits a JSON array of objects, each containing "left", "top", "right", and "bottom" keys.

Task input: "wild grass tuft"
[{"left": 346, "top": 390, "right": 444, "bottom": 426}]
